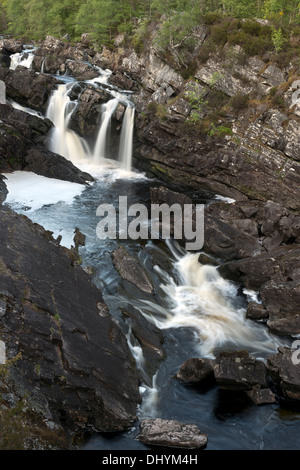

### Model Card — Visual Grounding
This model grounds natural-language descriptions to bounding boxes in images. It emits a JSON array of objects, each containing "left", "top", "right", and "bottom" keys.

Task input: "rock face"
[
  {"left": 0, "top": 206, "right": 141, "bottom": 437},
  {"left": 0, "top": 103, "right": 93, "bottom": 184},
  {"left": 0, "top": 67, "right": 60, "bottom": 113},
  {"left": 137, "top": 419, "right": 208, "bottom": 449}
]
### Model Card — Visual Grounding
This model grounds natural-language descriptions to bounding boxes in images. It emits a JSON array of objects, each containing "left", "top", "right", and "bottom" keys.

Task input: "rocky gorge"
[{"left": 0, "top": 22, "right": 300, "bottom": 450}]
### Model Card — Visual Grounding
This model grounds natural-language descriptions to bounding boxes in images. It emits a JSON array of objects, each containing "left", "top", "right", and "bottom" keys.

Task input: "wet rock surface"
[
  {"left": 0, "top": 206, "right": 141, "bottom": 441},
  {"left": 0, "top": 67, "right": 60, "bottom": 113},
  {"left": 112, "top": 246, "right": 154, "bottom": 294},
  {"left": 0, "top": 103, "right": 93, "bottom": 184},
  {"left": 267, "top": 347, "right": 300, "bottom": 402},
  {"left": 137, "top": 419, "right": 208, "bottom": 449},
  {"left": 213, "top": 351, "right": 268, "bottom": 391},
  {"left": 175, "top": 358, "right": 215, "bottom": 384}
]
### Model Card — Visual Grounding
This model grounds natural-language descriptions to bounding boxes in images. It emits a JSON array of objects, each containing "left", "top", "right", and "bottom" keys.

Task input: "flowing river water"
[{"left": 3, "top": 47, "right": 300, "bottom": 450}]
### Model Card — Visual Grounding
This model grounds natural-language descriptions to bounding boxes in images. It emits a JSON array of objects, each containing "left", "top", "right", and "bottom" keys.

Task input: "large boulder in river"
[
  {"left": 137, "top": 419, "right": 208, "bottom": 449},
  {"left": 213, "top": 351, "right": 268, "bottom": 391},
  {"left": 0, "top": 206, "right": 141, "bottom": 439}
]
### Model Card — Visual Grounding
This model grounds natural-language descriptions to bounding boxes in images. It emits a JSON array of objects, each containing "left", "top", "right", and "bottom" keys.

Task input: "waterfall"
[
  {"left": 46, "top": 84, "right": 91, "bottom": 163},
  {"left": 118, "top": 104, "right": 135, "bottom": 172},
  {"left": 127, "top": 244, "right": 281, "bottom": 360},
  {"left": 10, "top": 47, "right": 35, "bottom": 70},
  {"left": 93, "top": 97, "right": 119, "bottom": 164}
]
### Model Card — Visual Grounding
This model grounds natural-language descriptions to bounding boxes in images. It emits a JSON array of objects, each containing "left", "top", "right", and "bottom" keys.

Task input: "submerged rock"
[{"left": 137, "top": 419, "right": 208, "bottom": 449}]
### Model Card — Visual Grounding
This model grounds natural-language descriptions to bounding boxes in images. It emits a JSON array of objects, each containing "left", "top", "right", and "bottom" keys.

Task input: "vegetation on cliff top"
[{"left": 0, "top": 0, "right": 299, "bottom": 48}]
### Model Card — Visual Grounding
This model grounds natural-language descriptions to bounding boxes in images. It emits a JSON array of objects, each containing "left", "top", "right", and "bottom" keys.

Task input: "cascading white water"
[
  {"left": 93, "top": 97, "right": 119, "bottom": 164},
  {"left": 46, "top": 84, "right": 91, "bottom": 163},
  {"left": 118, "top": 104, "right": 135, "bottom": 171},
  {"left": 127, "top": 246, "right": 281, "bottom": 359},
  {"left": 10, "top": 48, "right": 35, "bottom": 70}
]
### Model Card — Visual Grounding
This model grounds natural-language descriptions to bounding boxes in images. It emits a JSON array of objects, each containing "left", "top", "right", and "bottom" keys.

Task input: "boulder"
[
  {"left": 246, "top": 302, "right": 268, "bottom": 321},
  {"left": 267, "top": 347, "right": 300, "bottom": 402},
  {"left": 246, "top": 386, "right": 276, "bottom": 405},
  {"left": 111, "top": 246, "right": 153, "bottom": 294},
  {"left": 137, "top": 419, "right": 208, "bottom": 449},
  {"left": 213, "top": 351, "right": 268, "bottom": 391},
  {"left": 175, "top": 357, "right": 215, "bottom": 384},
  {"left": 0, "top": 206, "right": 141, "bottom": 437}
]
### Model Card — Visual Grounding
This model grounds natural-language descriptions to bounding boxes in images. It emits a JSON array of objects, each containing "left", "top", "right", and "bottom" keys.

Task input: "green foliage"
[
  {"left": 185, "top": 81, "right": 208, "bottom": 123},
  {"left": 0, "top": 0, "right": 299, "bottom": 47},
  {"left": 207, "top": 123, "right": 232, "bottom": 139},
  {"left": 271, "top": 25, "right": 286, "bottom": 52}
]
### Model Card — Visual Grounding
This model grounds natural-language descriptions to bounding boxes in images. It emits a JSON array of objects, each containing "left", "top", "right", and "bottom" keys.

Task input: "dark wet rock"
[
  {"left": 175, "top": 358, "right": 215, "bottom": 384},
  {"left": 69, "top": 86, "right": 112, "bottom": 138},
  {"left": 267, "top": 314, "right": 300, "bottom": 336},
  {"left": 261, "top": 280, "right": 300, "bottom": 330},
  {"left": 0, "top": 104, "right": 94, "bottom": 185},
  {"left": 65, "top": 60, "right": 99, "bottom": 81},
  {"left": 150, "top": 185, "right": 193, "bottom": 207},
  {"left": 137, "top": 419, "right": 208, "bottom": 449},
  {"left": 122, "top": 305, "right": 165, "bottom": 382},
  {"left": 0, "top": 175, "right": 7, "bottom": 204},
  {"left": 112, "top": 246, "right": 153, "bottom": 294},
  {"left": 109, "top": 70, "right": 140, "bottom": 91},
  {"left": 246, "top": 302, "right": 268, "bottom": 321},
  {"left": 24, "top": 148, "right": 94, "bottom": 184},
  {"left": 267, "top": 347, "right": 300, "bottom": 402},
  {"left": 0, "top": 67, "right": 60, "bottom": 113},
  {"left": 0, "top": 206, "right": 141, "bottom": 438},
  {"left": 213, "top": 351, "right": 268, "bottom": 391},
  {"left": 219, "top": 246, "right": 300, "bottom": 291},
  {"left": 246, "top": 386, "right": 276, "bottom": 405},
  {"left": 204, "top": 215, "right": 261, "bottom": 261},
  {"left": 198, "top": 253, "right": 219, "bottom": 266}
]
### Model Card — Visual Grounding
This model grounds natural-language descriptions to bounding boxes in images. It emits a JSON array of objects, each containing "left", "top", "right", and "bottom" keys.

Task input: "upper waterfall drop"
[
  {"left": 93, "top": 97, "right": 120, "bottom": 164},
  {"left": 46, "top": 83, "right": 91, "bottom": 163},
  {"left": 118, "top": 104, "right": 135, "bottom": 172}
]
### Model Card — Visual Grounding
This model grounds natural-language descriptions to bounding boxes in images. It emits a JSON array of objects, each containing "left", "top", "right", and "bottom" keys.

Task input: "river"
[{"left": 3, "top": 46, "right": 300, "bottom": 450}]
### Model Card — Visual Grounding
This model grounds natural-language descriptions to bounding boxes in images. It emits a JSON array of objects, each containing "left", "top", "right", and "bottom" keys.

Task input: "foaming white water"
[
  {"left": 118, "top": 104, "right": 135, "bottom": 171},
  {"left": 128, "top": 246, "right": 281, "bottom": 359},
  {"left": 10, "top": 50, "right": 34, "bottom": 70},
  {"left": 138, "top": 372, "right": 159, "bottom": 419},
  {"left": 2, "top": 171, "right": 85, "bottom": 212},
  {"left": 46, "top": 84, "right": 91, "bottom": 163}
]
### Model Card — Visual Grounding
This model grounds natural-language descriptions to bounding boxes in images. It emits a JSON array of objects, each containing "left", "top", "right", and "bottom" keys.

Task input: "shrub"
[
  {"left": 230, "top": 92, "right": 249, "bottom": 111},
  {"left": 241, "top": 20, "right": 262, "bottom": 37},
  {"left": 204, "top": 12, "right": 223, "bottom": 25}
]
